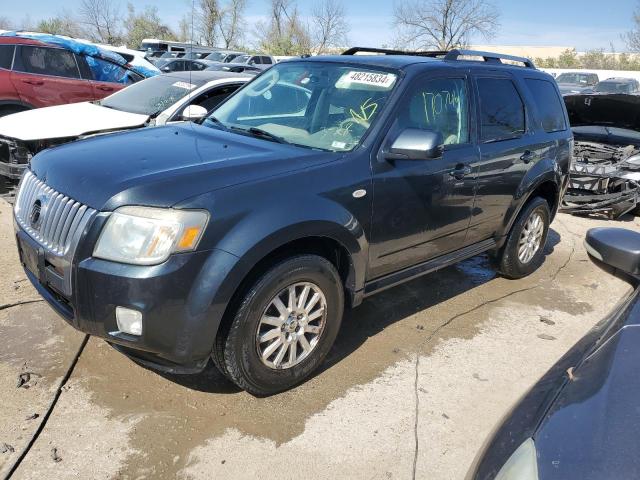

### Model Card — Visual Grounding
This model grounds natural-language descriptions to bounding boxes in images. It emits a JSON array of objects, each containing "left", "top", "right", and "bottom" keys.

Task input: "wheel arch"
[{"left": 498, "top": 164, "right": 561, "bottom": 246}]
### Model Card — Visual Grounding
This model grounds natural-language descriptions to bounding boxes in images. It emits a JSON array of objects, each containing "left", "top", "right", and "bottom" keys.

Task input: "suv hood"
[
  {"left": 30, "top": 124, "right": 336, "bottom": 210},
  {"left": 0, "top": 102, "right": 149, "bottom": 141},
  {"left": 564, "top": 94, "right": 640, "bottom": 132}
]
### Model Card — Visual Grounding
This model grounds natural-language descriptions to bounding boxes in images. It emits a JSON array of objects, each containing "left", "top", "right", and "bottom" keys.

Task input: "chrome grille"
[{"left": 14, "top": 171, "right": 96, "bottom": 256}]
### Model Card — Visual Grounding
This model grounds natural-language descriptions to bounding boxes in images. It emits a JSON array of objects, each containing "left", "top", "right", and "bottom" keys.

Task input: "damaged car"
[
  {"left": 562, "top": 94, "right": 640, "bottom": 218},
  {"left": 0, "top": 71, "right": 249, "bottom": 180}
]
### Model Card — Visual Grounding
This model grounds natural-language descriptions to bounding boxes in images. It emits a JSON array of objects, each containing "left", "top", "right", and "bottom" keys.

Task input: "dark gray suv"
[{"left": 14, "top": 48, "right": 571, "bottom": 395}]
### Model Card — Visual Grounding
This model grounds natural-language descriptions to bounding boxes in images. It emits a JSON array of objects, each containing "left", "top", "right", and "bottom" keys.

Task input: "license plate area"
[{"left": 17, "top": 235, "right": 40, "bottom": 279}]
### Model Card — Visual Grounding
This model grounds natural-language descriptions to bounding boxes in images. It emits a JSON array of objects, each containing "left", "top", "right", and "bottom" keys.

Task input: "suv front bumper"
[{"left": 16, "top": 224, "right": 239, "bottom": 373}]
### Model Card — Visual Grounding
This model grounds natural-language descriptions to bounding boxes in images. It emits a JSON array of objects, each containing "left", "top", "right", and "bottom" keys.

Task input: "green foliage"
[
  {"left": 123, "top": 4, "right": 177, "bottom": 50},
  {"left": 36, "top": 16, "right": 81, "bottom": 37},
  {"left": 536, "top": 48, "right": 640, "bottom": 71}
]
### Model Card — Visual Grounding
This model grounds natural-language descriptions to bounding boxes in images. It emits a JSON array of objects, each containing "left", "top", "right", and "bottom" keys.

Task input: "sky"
[{"left": 2, "top": 0, "right": 638, "bottom": 51}]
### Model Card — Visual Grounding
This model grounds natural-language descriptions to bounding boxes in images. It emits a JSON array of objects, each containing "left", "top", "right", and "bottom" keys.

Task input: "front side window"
[
  {"left": 477, "top": 78, "right": 525, "bottom": 143},
  {"left": 231, "top": 55, "right": 251, "bottom": 64},
  {"left": 400, "top": 77, "right": 469, "bottom": 145},
  {"left": 208, "top": 63, "right": 399, "bottom": 152},
  {"left": 15, "top": 46, "right": 79, "bottom": 79},
  {"left": 525, "top": 79, "right": 566, "bottom": 133},
  {"left": 0, "top": 45, "right": 14, "bottom": 70}
]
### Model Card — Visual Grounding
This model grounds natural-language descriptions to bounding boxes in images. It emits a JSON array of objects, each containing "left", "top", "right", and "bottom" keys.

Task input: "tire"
[
  {"left": 222, "top": 255, "right": 344, "bottom": 396},
  {"left": 497, "top": 197, "right": 551, "bottom": 280}
]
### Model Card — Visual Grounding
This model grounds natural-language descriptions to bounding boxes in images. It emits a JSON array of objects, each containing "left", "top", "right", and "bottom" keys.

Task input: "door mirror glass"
[
  {"left": 182, "top": 104, "right": 208, "bottom": 121},
  {"left": 585, "top": 227, "right": 640, "bottom": 275},
  {"left": 387, "top": 128, "right": 444, "bottom": 160}
]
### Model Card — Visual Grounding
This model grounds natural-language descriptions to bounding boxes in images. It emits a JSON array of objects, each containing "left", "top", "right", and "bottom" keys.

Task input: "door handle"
[
  {"left": 520, "top": 150, "right": 535, "bottom": 164},
  {"left": 22, "top": 79, "right": 44, "bottom": 86},
  {"left": 449, "top": 164, "right": 472, "bottom": 180},
  {"left": 97, "top": 86, "right": 114, "bottom": 92}
]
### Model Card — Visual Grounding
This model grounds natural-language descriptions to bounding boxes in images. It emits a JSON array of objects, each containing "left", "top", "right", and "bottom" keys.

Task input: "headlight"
[
  {"left": 495, "top": 438, "right": 539, "bottom": 480},
  {"left": 93, "top": 206, "right": 209, "bottom": 265}
]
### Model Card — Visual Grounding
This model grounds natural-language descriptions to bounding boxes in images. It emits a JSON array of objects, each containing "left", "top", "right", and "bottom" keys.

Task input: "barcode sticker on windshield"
[
  {"left": 172, "top": 81, "right": 197, "bottom": 90},
  {"left": 336, "top": 71, "right": 397, "bottom": 90}
]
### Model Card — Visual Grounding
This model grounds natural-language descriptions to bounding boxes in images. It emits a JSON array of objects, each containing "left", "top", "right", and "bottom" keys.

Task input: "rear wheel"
[
  {"left": 221, "top": 255, "right": 344, "bottom": 396},
  {"left": 497, "top": 197, "right": 550, "bottom": 279}
]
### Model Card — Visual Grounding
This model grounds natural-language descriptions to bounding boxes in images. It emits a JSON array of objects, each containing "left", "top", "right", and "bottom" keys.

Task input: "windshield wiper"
[
  {"left": 205, "top": 116, "right": 229, "bottom": 130},
  {"left": 242, "top": 127, "right": 290, "bottom": 145}
]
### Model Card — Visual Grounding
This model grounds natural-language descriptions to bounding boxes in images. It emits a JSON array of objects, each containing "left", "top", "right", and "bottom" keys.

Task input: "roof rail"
[
  {"left": 444, "top": 49, "right": 536, "bottom": 68},
  {"left": 342, "top": 47, "right": 448, "bottom": 58}
]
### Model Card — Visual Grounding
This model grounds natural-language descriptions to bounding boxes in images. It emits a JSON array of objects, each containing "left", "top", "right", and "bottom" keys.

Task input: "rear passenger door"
[
  {"left": 466, "top": 74, "right": 533, "bottom": 242},
  {"left": 10, "top": 45, "right": 94, "bottom": 107}
]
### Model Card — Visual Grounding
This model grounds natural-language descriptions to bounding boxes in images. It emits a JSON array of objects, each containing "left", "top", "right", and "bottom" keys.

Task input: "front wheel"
[
  {"left": 497, "top": 197, "right": 550, "bottom": 279},
  {"left": 222, "top": 255, "right": 344, "bottom": 396}
]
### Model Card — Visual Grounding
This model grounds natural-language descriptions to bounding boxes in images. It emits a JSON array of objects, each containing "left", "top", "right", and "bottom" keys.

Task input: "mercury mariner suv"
[{"left": 13, "top": 48, "right": 571, "bottom": 395}]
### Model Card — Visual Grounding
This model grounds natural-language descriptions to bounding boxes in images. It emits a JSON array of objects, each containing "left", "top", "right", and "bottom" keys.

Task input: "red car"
[{"left": 0, "top": 36, "right": 146, "bottom": 117}]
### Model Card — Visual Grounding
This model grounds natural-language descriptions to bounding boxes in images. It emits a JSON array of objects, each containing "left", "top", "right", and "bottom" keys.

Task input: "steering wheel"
[{"left": 245, "top": 70, "right": 280, "bottom": 97}]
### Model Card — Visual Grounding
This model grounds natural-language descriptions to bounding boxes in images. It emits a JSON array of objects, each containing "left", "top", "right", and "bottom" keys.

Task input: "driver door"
[{"left": 368, "top": 74, "right": 479, "bottom": 279}]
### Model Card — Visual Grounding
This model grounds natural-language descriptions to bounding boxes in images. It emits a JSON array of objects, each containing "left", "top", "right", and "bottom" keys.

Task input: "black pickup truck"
[{"left": 13, "top": 48, "right": 571, "bottom": 395}]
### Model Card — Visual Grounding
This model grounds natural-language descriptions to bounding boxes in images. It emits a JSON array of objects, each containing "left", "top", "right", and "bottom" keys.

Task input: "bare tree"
[
  {"left": 197, "top": 0, "right": 221, "bottom": 46},
  {"left": 79, "top": 0, "right": 122, "bottom": 44},
  {"left": 393, "top": 0, "right": 500, "bottom": 51},
  {"left": 178, "top": 15, "right": 193, "bottom": 43},
  {"left": 625, "top": 2, "right": 640, "bottom": 52},
  {"left": 218, "top": 0, "right": 246, "bottom": 48},
  {"left": 311, "top": 0, "right": 349, "bottom": 54},
  {"left": 37, "top": 11, "right": 83, "bottom": 37},
  {"left": 0, "top": 16, "right": 13, "bottom": 30},
  {"left": 256, "top": 0, "right": 311, "bottom": 55}
]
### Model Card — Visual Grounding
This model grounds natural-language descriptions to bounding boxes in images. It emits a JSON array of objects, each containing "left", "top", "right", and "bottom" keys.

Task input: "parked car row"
[
  {"left": 0, "top": 71, "right": 250, "bottom": 178},
  {"left": 0, "top": 33, "right": 158, "bottom": 117},
  {"left": 555, "top": 71, "right": 640, "bottom": 96}
]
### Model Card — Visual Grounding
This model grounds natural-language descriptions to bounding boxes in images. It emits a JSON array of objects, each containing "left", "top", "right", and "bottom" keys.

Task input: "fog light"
[{"left": 116, "top": 307, "right": 143, "bottom": 336}]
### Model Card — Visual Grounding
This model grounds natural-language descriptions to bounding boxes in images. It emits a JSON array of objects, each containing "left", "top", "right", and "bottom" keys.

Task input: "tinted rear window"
[
  {"left": 477, "top": 78, "right": 525, "bottom": 143},
  {"left": 0, "top": 45, "right": 14, "bottom": 70},
  {"left": 525, "top": 79, "right": 566, "bottom": 133},
  {"left": 15, "top": 46, "right": 80, "bottom": 79}
]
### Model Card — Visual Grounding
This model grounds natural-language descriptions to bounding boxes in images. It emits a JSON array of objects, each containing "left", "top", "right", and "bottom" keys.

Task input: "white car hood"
[{"left": 0, "top": 102, "right": 150, "bottom": 141}]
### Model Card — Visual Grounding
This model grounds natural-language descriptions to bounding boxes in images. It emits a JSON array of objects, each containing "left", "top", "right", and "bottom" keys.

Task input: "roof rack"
[
  {"left": 341, "top": 47, "right": 448, "bottom": 58},
  {"left": 444, "top": 49, "right": 536, "bottom": 68}
]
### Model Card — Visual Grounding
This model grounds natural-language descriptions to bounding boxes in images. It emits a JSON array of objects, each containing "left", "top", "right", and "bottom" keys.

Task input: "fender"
[
  {"left": 186, "top": 195, "right": 370, "bottom": 341},
  {"left": 497, "top": 156, "right": 562, "bottom": 244}
]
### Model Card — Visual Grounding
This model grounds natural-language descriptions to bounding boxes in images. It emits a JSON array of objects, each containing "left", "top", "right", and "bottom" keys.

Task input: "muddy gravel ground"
[{"left": 0, "top": 194, "right": 637, "bottom": 480}]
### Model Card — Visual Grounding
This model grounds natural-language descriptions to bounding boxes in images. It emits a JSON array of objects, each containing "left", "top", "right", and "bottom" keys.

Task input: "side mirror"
[
  {"left": 385, "top": 129, "right": 444, "bottom": 161},
  {"left": 161, "top": 66, "right": 171, "bottom": 73},
  {"left": 585, "top": 228, "right": 640, "bottom": 275},
  {"left": 181, "top": 105, "right": 208, "bottom": 121}
]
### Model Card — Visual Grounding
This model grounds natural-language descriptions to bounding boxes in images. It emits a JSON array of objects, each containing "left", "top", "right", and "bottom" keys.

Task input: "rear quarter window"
[
  {"left": 0, "top": 45, "right": 15, "bottom": 70},
  {"left": 525, "top": 78, "right": 567, "bottom": 133},
  {"left": 477, "top": 77, "right": 525, "bottom": 143}
]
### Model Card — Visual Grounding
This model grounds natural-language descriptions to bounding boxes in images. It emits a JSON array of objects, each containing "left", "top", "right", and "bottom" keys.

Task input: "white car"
[{"left": 0, "top": 71, "right": 250, "bottom": 179}]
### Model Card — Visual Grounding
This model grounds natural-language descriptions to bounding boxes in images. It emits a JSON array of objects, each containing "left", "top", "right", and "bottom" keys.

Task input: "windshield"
[
  {"left": 231, "top": 55, "right": 251, "bottom": 64},
  {"left": 205, "top": 62, "right": 399, "bottom": 152},
  {"left": 556, "top": 73, "right": 590, "bottom": 84},
  {"left": 595, "top": 82, "right": 633, "bottom": 94},
  {"left": 206, "top": 52, "right": 225, "bottom": 62},
  {"left": 100, "top": 75, "right": 205, "bottom": 115}
]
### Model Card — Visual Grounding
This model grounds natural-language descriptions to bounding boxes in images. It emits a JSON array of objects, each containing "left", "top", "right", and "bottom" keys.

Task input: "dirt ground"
[{"left": 0, "top": 193, "right": 637, "bottom": 480}]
